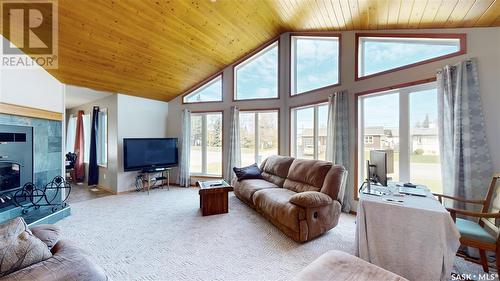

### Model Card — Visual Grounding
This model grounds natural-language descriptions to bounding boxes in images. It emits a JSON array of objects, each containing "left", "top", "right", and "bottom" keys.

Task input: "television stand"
[{"left": 139, "top": 167, "right": 171, "bottom": 194}]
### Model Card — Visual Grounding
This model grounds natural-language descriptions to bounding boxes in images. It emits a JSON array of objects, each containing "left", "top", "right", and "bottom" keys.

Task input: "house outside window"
[
  {"left": 291, "top": 103, "right": 328, "bottom": 160},
  {"left": 357, "top": 82, "right": 442, "bottom": 193},
  {"left": 239, "top": 110, "right": 279, "bottom": 166}
]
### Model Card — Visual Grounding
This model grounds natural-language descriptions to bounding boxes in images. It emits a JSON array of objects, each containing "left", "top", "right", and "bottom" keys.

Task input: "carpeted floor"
[{"left": 56, "top": 187, "right": 489, "bottom": 281}]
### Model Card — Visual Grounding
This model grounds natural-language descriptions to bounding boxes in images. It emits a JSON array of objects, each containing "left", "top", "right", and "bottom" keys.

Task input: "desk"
[{"left": 355, "top": 185, "right": 460, "bottom": 281}]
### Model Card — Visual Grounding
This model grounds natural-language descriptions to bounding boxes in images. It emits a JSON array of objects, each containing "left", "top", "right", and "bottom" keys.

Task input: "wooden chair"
[{"left": 434, "top": 173, "right": 500, "bottom": 273}]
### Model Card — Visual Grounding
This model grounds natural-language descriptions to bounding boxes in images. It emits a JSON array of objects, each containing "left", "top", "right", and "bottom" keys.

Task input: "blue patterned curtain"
[
  {"left": 225, "top": 106, "right": 241, "bottom": 182},
  {"left": 88, "top": 106, "right": 99, "bottom": 186},
  {"left": 437, "top": 58, "right": 492, "bottom": 209},
  {"left": 177, "top": 109, "right": 191, "bottom": 187},
  {"left": 326, "top": 90, "right": 350, "bottom": 212}
]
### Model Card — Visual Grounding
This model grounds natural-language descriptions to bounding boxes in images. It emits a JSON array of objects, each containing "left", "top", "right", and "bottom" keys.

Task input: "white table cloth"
[{"left": 355, "top": 187, "right": 460, "bottom": 281}]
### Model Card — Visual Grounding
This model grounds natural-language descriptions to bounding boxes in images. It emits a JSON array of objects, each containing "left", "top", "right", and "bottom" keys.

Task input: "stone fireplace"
[{"left": 0, "top": 113, "right": 69, "bottom": 224}]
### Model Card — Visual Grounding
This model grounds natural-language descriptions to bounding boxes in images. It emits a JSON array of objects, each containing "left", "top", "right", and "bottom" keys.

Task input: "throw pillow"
[
  {"left": 0, "top": 217, "right": 52, "bottom": 277},
  {"left": 233, "top": 163, "right": 263, "bottom": 181}
]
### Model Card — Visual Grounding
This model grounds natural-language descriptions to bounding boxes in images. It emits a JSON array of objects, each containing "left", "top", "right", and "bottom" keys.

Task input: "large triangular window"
[
  {"left": 182, "top": 75, "right": 222, "bottom": 103},
  {"left": 234, "top": 41, "right": 279, "bottom": 101},
  {"left": 356, "top": 34, "right": 465, "bottom": 79}
]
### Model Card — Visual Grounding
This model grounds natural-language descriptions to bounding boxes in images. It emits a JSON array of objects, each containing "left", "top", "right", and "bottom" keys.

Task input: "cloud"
[{"left": 363, "top": 41, "right": 459, "bottom": 75}]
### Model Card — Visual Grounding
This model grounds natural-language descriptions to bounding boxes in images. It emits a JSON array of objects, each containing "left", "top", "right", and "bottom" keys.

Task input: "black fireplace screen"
[{"left": 0, "top": 162, "right": 20, "bottom": 192}]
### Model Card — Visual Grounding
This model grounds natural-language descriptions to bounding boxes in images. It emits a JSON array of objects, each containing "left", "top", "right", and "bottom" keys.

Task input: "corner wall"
[
  {"left": 166, "top": 27, "right": 500, "bottom": 211},
  {"left": 116, "top": 94, "right": 169, "bottom": 193}
]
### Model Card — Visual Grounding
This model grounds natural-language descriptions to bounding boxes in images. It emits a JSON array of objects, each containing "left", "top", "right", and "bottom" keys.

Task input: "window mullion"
[
  {"left": 254, "top": 113, "right": 259, "bottom": 164},
  {"left": 314, "top": 106, "right": 319, "bottom": 160},
  {"left": 201, "top": 114, "right": 208, "bottom": 174},
  {"left": 292, "top": 110, "right": 297, "bottom": 157},
  {"left": 359, "top": 39, "right": 365, "bottom": 76},
  {"left": 399, "top": 91, "right": 410, "bottom": 182},
  {"left": 359, "top": 98, "right": 366, "bottom": 181}
]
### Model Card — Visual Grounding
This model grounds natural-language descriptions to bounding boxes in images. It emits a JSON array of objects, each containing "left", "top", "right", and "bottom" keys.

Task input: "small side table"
[
  {"left": 141, "top": 168, "right": 171, "bottom": 195},
  {"left": 197, "top": 180, "right": 233, "bottom": 216}
]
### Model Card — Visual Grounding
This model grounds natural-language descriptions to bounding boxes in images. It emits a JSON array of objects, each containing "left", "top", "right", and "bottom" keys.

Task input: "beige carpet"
[{"left": 56, "top": 187, "right": 487, "bottom": 281}]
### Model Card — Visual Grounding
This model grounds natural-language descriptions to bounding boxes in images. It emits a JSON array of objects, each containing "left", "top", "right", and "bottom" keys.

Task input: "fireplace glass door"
[{"left": 0, "top": 162, "right": 21, "bottom": 192}]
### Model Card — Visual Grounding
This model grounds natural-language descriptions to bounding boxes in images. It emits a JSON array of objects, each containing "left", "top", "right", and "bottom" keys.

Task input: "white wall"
[
  {"left": 0, "top": 35, "right": 64, "bottom": 113},
  {"left": 116, "top": 94, "right": 169, "bottom": 193},
  {"left": 167, "top": 27, "right": 500, "bottom": 211}
]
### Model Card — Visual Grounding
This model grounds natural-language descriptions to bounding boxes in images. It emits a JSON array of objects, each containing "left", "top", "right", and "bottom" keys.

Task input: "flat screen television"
[{"left": 123, "top": 138, "right": 178, "bottom": 171}]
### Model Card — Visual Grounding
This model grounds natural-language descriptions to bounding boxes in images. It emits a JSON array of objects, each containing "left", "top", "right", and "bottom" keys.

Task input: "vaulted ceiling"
[{"left": 4, "top": 0, "right": 500, "bottom": 101}]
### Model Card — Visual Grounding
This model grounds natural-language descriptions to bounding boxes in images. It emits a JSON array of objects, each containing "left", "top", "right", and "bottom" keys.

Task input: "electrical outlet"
[{"left": 103, "top": 173, "right": 106, "bottom": 179}]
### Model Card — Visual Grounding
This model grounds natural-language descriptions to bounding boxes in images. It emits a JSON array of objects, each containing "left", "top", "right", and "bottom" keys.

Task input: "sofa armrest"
[
  {"left": 30, "top": 224, "right": 61, "bottom": 249},
  {"left": 290, "top": 191, "right": 333, "bottom": 208},
  {"left": 1, "top": 240, "right": 109, "bottom": 281}
]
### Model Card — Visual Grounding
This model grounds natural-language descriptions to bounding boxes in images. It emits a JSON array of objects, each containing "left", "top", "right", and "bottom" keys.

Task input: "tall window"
[
  {"left": 67, "top": 110, "right": 108, "bottom": 166},
  {"left": 97, "top": 109, "right": 108, "bottom": 166},
  {"left": 291, "top": 35, "right": 339, "bottom": 95},
  {"left": 291, "top": 103, "right": 328, "bottom": 160},
  {"left": 357, "top": 34, "right": 464, "bottom": 78},
  {"left": 183, "top": 75, "right": 222, "bottom": 103},
  {"left": 234, "top": 42, "right": 278, "bottom": 101},
  {"left": 357, "top": 82, "right": 442, "bottom": 193},
  {"left": 239, "top": 110, "right": 279, "bottom": 166},
  {"left": 190, "top": 112, "right": 223, "bottom": 176}
]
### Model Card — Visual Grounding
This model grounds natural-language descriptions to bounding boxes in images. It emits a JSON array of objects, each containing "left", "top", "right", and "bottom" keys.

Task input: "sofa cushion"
[
  {"left": 253, "top": 188, "right": 305, "bottom": 232},
  {"left": 456, "top": 218, "right": 496, "bottom": 244},
  {"left": 30, "top": 224, "right": 61, "bottom": 250},
  {"left": 0, "top": 217, "right": 52, "bottom": 277},
  {"left": 233, "top": 179, "right": 278, "bottom": 204},
  {"left": 284, "top": 159, "right": 332, "bottom": 193},
  {"left": 294, "top": 250, "right": 408, "bottom": 281},
  {"left": 233, "top": 163, "right": 263, "bottom": 181},
  {"left": 260, "top": 155, "right": 295, "bottom": 187},
  {"left": 290, "top": 191, "right": 333, "bottom": 208},
  {"left": 321, "top": 165, "right": 347, "bottom": 203}
]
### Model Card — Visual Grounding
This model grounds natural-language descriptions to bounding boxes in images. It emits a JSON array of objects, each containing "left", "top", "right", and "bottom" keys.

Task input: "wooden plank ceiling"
[{"left": 4, "top": 0, "right": 500, "bottom": 101}]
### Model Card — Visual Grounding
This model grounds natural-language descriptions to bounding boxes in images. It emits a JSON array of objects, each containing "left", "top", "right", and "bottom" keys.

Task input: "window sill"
[{"left": 190, "top": 174, "right": 222, "bottom": 179}]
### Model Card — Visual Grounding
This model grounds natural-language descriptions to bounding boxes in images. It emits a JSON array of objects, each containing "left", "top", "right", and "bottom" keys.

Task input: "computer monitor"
[{"left": 369, "top": 150, "right": 388, "bottom": 186}]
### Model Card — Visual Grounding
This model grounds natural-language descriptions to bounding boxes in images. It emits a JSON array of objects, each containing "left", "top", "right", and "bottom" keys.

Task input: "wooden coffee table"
[{"left": 197, "top": 180, "right": 233, "bottom": 216}]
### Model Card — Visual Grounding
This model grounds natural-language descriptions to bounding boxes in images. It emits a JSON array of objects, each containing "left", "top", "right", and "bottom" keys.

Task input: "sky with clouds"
[
  {"left": 294, "top": 37, "right": 339, "bottom": 94},
  {"left": 187, "top": 37, "right": 447, "bottom": 129},
  {"left": 236, "top": 44, "right": 278, "bottom": 100},
  {"left": 362, "top": 39, "right": 459, "bottom": 76},
  {"left": 364, "top": 88, "right": 438, "bottom": 129}
]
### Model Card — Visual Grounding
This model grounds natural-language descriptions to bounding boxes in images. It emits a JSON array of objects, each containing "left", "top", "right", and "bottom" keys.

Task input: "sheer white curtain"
[
  {"left": 225, "top": 106, "right": 241, "bottom": 182},
  {"left": 325, "top": 90, "right": 350, "bottom": 212},
  {"left": 65, "top": 114, "right": 77, "bottom": 154},
  {"left": 437, "top": 58, "right": 492, "bottom": 209},
  {"left": 82, "top": 114, "right": 91, "bottom": 163},
  {"left": 177, "top": 109, "right": 191, "bottom": 187}
]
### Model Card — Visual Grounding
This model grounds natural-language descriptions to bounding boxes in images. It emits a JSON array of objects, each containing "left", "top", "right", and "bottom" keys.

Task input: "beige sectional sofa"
[{"left": 233, "top": 155, "right": 347, "bottom": 242}]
